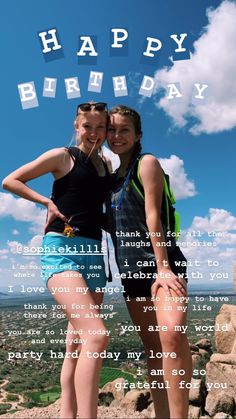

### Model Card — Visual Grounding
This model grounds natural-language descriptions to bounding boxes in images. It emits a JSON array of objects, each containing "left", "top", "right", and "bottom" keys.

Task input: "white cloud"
[
  {"left": 28, "top": 235, "right": 43, "bottom": 248},
  {"left": 0, "top": 235, "right": 44, "bottom": 287},
  {"left": 214, "top": 232, "right": 236, "bottom": 245},
  {"left": 0, "top": 249, "right": 8, "bottom": 255},
  {"left": 7, "top": 240, "right": 23, "bottom": 254},
  {"left": 102, "top": 150, "right": 196, "bottom": 200},
  {"left": 190, "top": 208, "right": 236, "bottom": 232},
  {"left": 0, "top": 192, "right": 46, "bottom": 234},
  {"left": 102, "top": 146, "right": 120, "bottom": 172},
  {"left": 218, "top": 247, "right": 236, "bottom": 259},
  {"left": 0, "top": 249, "right": 9, "bottom": 260},
  {"left": 12, "top": 229, "right": 20, "bottom": 235},
  {"left": 178, "top": 207, "right": 236, "bottom": 285},
  {"left": 6, "top": 235, "right": 44, "bottom": 262},
  {"left": 154, "top": 0, "right": 236, "bottom": 134},
  {"left": 159, "top": 155, "right": 196, "bottom": 199}
]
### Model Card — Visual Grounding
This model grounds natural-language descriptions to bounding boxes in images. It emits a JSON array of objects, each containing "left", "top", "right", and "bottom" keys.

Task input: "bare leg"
[
  {"left": 154, "top": 288, "right": 192, "bottom": 419},
  {"left": 48, "top": 271, "right": 109, "bottom": 419},
  {"left": 60, "top": 321, "right": 80, "bottom": 419},
  {"left": 125, "top": 298, "right": 170, "bottom": 419}
]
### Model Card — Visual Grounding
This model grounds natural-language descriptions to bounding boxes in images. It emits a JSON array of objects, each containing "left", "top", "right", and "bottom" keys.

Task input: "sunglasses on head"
[{"left": 77, "top": 102, "right": 107, "bottom": 114}]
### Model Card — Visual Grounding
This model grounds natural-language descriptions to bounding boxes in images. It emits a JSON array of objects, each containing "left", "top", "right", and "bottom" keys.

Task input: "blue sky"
[{"left": 1, "top": 0, "right": 236, "bottom": 290}]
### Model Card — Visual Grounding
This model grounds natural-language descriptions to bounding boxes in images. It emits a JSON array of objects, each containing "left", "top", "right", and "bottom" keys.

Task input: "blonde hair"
[
  {"left": 75, "top": 101, "right": 108, "bottom": 128},
  {"left": 73, "top": 102, "right": 108, "bottom": 166}
]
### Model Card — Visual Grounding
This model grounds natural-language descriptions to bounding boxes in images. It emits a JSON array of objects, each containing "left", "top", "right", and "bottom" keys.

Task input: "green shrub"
[
  {"left": 99, "top": 367, "right": 134, "bottom": 388},
  {"left": 6, "top": 393, "right": 19, "bottom": 402},
  {"left": 21, "top": 400, "right": 37, "bottom": 409},
  {"left": 0, "top": 403, "right": 12, "bottom": 413},
  {"left": 98, "top": 391, "right": 114, "bottom": 406},
  {"left": 24, "top": 386, "right": 61, "bottom": 407}
]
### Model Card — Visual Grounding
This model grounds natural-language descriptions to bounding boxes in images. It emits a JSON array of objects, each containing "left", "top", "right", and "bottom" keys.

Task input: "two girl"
[{"left": 3, "top": 102, "right": 192, "bottom": 419}]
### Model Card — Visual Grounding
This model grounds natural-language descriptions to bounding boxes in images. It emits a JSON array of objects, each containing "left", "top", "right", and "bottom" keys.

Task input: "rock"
[
  {"left": 139, "top": 408, "right": 151, "bottom": 418},
  {"left": 109, "top": 399, "right": 121, "bottom": 408},
  {"left": 219, "top": 305, "right": 236, "bottom": 329},
  {"left": 191, "top": 350, "right": 200, "bottom": 356},
  {"left": 101, "top": 378, "right": 126, "bottom": 401},
  {"left": 120, "top": 389, "right": 152, "bottom": 412},
  {"left": 147, "top": 402, "right": 155, "bottom": 418},
  {"left": 199, "top": 348, "right": 212, "bottom": 357},
  {"left": 205, "top": 391, "right": 234, "bottom": 416},
  {"left": 195, "top": 339, "right": 212, "bottom": 350},
  {"left": 189, "top": 379, "right": 204, "bottom": 405},
  {"left": 147, "top": 402, "right": 154, "bottom": 411},
  {"left": 215, "top": 305, "right": 236, "bottom": 354},
  {"left": 98, "top": 405, "right": 152, "bottom": 418},
  {"left": 209, "top": 354, "right": 236, "bottom": 364},
  {"left": 231, "top": 339, "right": 236, "bottom": 354},
  {"left": 192, "top": 353, "right": 202, "bottom": 368},
  {"left": 206, "top": 354, "right": 236, "bottom": 399},
  {"left": 190, "top": 343, "right": 200, "bottom": 352},
  {"left": 0, "top": 399, "right": 61, "bottom": 418},
  {"left": 0, "top": 400, "right": 154, "bottom": 419},
  {"left": 213, "top": 413, "right": 233, "bottom": 419},
  {"left": 188, "top": 404, "right": 201, "bottom": 418}
]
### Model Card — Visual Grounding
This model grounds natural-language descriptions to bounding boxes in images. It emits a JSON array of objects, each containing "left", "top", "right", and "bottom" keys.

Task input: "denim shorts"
[{"left": 40, "top": 234, "right": 107, "bottom": 291}]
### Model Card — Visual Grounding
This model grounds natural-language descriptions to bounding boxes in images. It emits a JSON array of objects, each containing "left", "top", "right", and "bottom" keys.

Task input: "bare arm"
[
  {"left": 2, "top": 148, "right": 69, "bottom": 228},
  {"left": 140, "top": 155, "right": 186, "bottom": 296}
]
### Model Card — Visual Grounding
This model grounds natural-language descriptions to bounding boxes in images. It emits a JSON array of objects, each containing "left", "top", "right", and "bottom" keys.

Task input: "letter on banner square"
[
  {"left": 64, "top": 78, "right": 81, "bottom": 99},
  {"left": 191, "top": 83, "right": 209, "bottom": 105},
  {"left": 166, "top": 83, "right": 183, "bottom": 101},
  {"left": 88, "top": 72, "right": 103, "bottom": 93},
  {"left": 77, "top": 36, "right": 98, "bottom": 64},
  {"left": 38, "top": 28, "right": 64, "bottom": 62},
  {"left": 112, "top": 76, "right": 128, "bottom": 97},
  {"left": 139, "top": 76, "right": 155, "bottom": 97},
  {"left": 140, "top": 36, "right": 162, "bottom": 66},
  {"left": 171, "top": 33, "right": 190, "bottom": 61},
  {"left": 43, "top": 78, "right": 57, "bottom": 98},
  {"left": 110, "top": 28, "right": 128, "bottom": 56},
  {"left": 143, "top": 37, "right": 162, "bottom": 57},
  {"left": 18, "top": 82, "right": 39, "bottom": 110}
]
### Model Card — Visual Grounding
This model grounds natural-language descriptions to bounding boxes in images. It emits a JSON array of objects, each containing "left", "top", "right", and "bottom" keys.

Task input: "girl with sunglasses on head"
[
  {"left": 2, "top": 102, "right": 111, "bottom": 419},
  {"left": 107, "top": 105, "right": 192, "bottom": 419}
]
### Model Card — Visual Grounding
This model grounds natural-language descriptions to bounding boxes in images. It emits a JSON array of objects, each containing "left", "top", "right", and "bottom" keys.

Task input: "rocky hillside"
[
  {"left": 1, "top": 398, "right": 149, "bottom": 418},
  {"left": 1, "top": 304, "right": 236, "bottom": 419}
]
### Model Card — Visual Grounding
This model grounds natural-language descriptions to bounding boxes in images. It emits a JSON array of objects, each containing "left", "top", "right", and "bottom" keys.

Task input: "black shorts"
[{"left": 122, "top": 246, "right": 187, "bottom": 299}]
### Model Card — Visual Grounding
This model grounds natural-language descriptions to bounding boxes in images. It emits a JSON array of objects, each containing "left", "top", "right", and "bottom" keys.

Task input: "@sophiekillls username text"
[{"left": 15, "top": 244, "right": 107, "bottom": 256}]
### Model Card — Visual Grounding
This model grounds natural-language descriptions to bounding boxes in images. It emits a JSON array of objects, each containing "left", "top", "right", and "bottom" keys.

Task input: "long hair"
[{"left": 109, "top": 105, "right": 143, "bottom": 173}]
